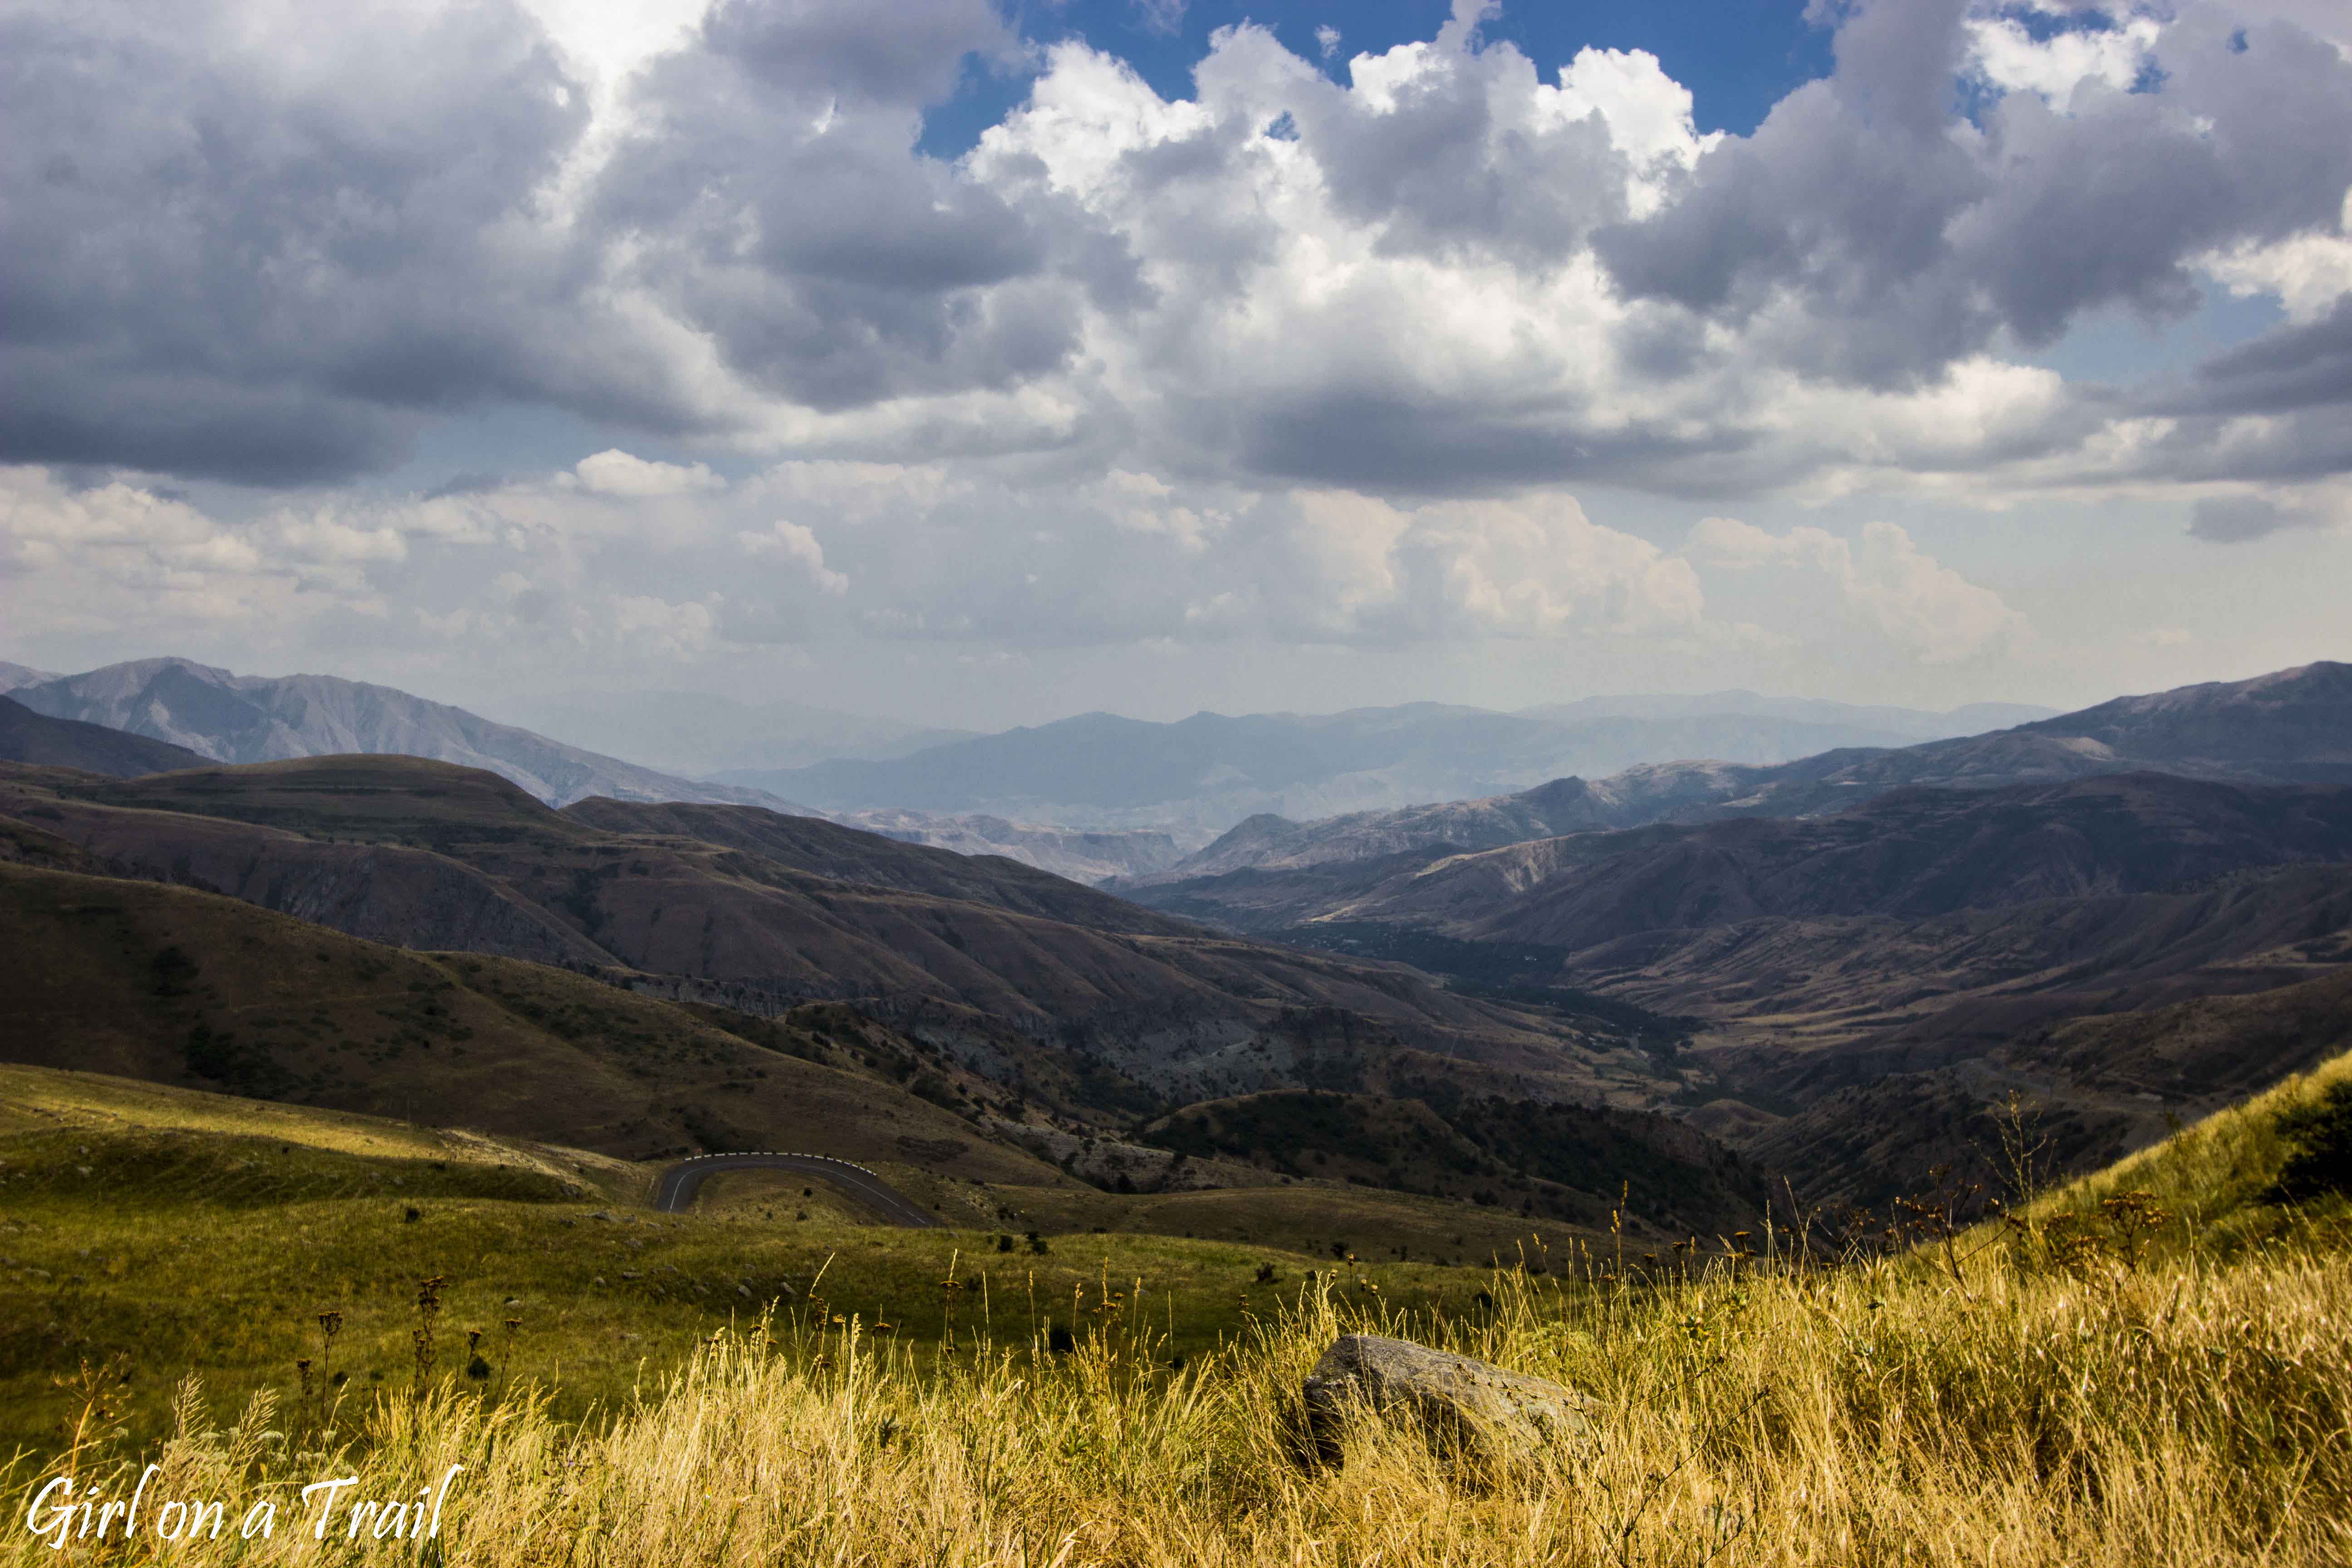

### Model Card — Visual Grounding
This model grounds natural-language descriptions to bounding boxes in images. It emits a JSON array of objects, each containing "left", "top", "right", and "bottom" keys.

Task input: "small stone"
[{"left": 1298, "top": 1333, "right": 1589, "bottom": 1470}]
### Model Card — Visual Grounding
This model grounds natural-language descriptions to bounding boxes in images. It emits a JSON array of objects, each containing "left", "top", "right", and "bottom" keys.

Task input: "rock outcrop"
[{"left": 1299, "top": 1333, "right": 1588, "bottom": 1468}]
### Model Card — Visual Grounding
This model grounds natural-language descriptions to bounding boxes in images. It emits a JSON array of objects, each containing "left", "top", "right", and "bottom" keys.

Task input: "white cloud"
[
  {"left": 612, "top": 593, "right": 720, "bottom": 656},
  {"left": 570, "top": 449, "right": 725, "bottom": 497},
  {"left": 1689, "top": 516, "right": 2024, "bottom": 662},
  {"left": 739, "top": 519, "right": 851, "bottom": 594},
  {"left": 1966, "top": 14, "right": 2163, "bottom": 106}
]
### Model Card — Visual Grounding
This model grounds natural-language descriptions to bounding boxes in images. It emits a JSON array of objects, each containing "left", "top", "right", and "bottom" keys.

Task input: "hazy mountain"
[
  {"left": 498, "top": 689, "right": 970, "bottom": 775},
  {"left": 0, "top": 695, "right": 206, "bottom": 777},
  {"left": 0, "top": 662, "right": 58, "bottom": 693},
  {"left": 830, "top": 809, "right": 1183, "bottom": 881},
  {"left": 1517, "top": 691, "right": 2053, "bottom": 738},
  {"left": 10, "top": 658, "right": 812, "bottom": 812},
  {"left": 10, "top": 658, "right": 1180, "bottom": 882},
  {"left": 736, "top": 696, "right": 2054, "bottom": 839},
  {"left": 1139, "top": 661, "right": 2352, "bottom": 888}
]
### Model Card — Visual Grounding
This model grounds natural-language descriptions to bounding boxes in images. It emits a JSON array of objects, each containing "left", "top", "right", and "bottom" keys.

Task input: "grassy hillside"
[
  {"left": 6, "top": 1047, "right": 2347, "bottom": 1564},
  {"left": 0, "top": 1066, "right": 1512, "bottom": 1460}
]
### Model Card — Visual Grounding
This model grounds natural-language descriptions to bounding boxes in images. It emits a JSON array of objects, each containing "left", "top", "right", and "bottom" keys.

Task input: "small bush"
[{"left": 2270, "top": 1079, "right": 2352, "bottom": 1202}]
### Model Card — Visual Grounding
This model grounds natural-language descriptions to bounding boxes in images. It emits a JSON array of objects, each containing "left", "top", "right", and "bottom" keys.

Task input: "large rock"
[{"left": 1298, "top": 1333, "right": 1589, "bottom": 1469}]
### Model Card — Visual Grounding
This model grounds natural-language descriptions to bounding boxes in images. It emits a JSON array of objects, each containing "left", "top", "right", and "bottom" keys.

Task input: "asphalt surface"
[{"left": 652, "top": 1152, "right": 944, "bottom": 1228}]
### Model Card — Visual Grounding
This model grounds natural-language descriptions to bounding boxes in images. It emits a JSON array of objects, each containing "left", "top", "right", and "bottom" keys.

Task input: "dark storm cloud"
[
  {"left": 2186, "top": 295, "right": 2352, "bottom": 416},
  {"left": 701, "top": 0, "right": 1014, "bottom": 104},
  {"left": 0, "top": 0, "right": 604, "bottom": 485},
  {"left": 5, "top": 0, "right": 2352, "bottom": 500},
  {"left": 0, "top": 0, "right": 1059, "bottom": 483},
  {"left": 2189, "top": 494, "right": 2291, "bottom": 541}
]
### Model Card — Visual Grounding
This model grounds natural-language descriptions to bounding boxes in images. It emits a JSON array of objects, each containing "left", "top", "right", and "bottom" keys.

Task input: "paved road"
[{"left": 652, "top": 1152, "right": 944, "bottom": 1228}]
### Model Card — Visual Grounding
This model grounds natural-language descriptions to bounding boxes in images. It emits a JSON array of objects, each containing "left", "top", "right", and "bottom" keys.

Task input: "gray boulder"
[{"left": 1299, "top": 1333, "right": 1589, "bottom": 1469}]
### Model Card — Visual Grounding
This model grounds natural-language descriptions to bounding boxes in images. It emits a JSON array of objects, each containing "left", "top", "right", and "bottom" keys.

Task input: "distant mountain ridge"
[
  {"left": 11, "top": 658, "right": 805, "bottom": 812},
  {"left": 1134, "top": 661, "right": 2352, "bottom": 890},
  {"left": 499, "top": 688, "right": 970, "bottom": 775},
  {"left": 733, "top": 695, "right": 2060, "bottom": 838},
  {"left": 6, "top": 657, "right": 1185, "bottom": 882}
]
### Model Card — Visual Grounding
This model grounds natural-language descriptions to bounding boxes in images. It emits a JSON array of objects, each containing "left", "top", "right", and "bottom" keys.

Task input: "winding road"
[{"left": 652, "top": 1152, "right": 944, "bottom": 1228}]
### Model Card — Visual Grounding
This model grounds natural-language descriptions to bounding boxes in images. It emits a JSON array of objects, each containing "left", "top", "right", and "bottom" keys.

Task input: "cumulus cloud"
[
  {"left": 1690, "top": 515, "right": 2024, "bottom": 662},
  {"left": 739, "top": 519, "right": 851, "bottom": 594},
  {"left": 570, "top": 449, "right": 724, "bottom": 497},
  {"left": 4, "top": 0, "right": 2351, "bottom": 687}
]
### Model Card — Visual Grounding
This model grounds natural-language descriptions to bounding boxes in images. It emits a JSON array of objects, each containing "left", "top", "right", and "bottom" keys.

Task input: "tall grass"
[
  {"left": 10, "top": 1056, "right": 2350, "bottom": 1565},
  {"left": 10, "top": 1235, "right": 2347, "bottom": 1566}
]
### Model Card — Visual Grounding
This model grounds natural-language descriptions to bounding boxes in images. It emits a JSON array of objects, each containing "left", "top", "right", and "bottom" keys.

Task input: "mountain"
[
  {"left": 559, "top": 798, "right": 1197, "bottom": 936},
  {"left": 1736, "top": 963, "right": 2352, "bottom": 1209},
  {"left": 10, "top": 657, "right": 813, "bottom": 812},
  {"left": 0, "top": 755, "right": 1669, "bottom": 1113},
  {"left": 1339, "top": 774, "right": 2352, "bottom": 943},
  {"left": 0, "top": 695, "right": 205, "bottom": 776},
  {"left": 828, "top": 810, "right": 1183, "bottom": 882},
  {"left": 0, "top": 848, "right": 1061, "bottom": 1179},
  {"left": 0, "top": 661, "right": 58, "bottom": 692},
  {"left": 0, "top": 753, "right": 1771, "bottom": 1236},
  {"left": 1137, "top": 661, "right": 2352, "bottom": 888},
  {"left": 733, "top": 696, "right": 2053, "bottom": 839},
  {"left": 497, "top": 689, "right": 970, "bottom": 775},
  {"left": 10, "top": 658, "right": 1183, "bottom": 882},
  {"left": 1213, "top": 773, "right": 2352, "bottom": 1195},
  {"left": 1517, "top": 691, "right": 2052, "bottom": 739}
]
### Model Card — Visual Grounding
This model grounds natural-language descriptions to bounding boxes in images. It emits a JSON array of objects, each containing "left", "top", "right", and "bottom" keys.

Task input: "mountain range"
[
  {"left": 720, "top": 697, "right": 2059, "bottom": 839},
  {"left": 0, "top": 658, "right": 1179, "bottom": 881},
  {"left": 1132, "top": 661, "right": 2352, "bottom": 887},
  {"left": 6, "top": 651, "right": 2349, "bottom": 1215}
]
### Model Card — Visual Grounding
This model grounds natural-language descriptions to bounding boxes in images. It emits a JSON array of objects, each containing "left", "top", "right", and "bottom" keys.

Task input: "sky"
[{"left": 3, "top": 0, "right": 2351, "bottom": 730}]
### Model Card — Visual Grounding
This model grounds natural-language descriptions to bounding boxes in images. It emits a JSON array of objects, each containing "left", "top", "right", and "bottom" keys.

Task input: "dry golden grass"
[
  {"left": 9, "top": 1245, "right": 2347, "bottom": 1566},
  {"left": 8, "top": 1055, "right": 2349, "bottom": 1566}
]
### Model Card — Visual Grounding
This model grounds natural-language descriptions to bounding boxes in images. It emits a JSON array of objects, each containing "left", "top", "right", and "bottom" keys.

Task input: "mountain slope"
[
  {"left": 500, "top": 688, "right": 971, "bottom": 775},
  {"left": 559, "top": 798, "right": 1197, "bottom": 936},
  {"left": 734, "top": 697, "right": 2054, "bottom": 834},
  {"left": 0, "top": 850, "right": 1062, "bottom": 1178},
  {"left": 10, "top": 657, "right": 808, "bottom": 812},
  {"left": 0, "top": 755, "right": 1657, "bottom": 1112},
  {"left": 1738, "top": 964, "right": 2352, "bottom": 1209},
  {"left": 0, "top": 694, "right": 205, "bottom": 776},
  {"left": 1137, "top": 660, "right": 2352, "bottom": 889}
]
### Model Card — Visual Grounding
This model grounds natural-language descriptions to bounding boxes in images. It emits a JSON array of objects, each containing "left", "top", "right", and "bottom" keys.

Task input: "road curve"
[{"left": 652, "top": 1152, "right": 944, "bottom": 1228}]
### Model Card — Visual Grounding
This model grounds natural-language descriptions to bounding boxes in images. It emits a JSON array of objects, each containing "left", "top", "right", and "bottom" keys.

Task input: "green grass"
[
  {"left": 0, "top": 1068, "right": 1500, "bottom": 1461},
  {"left": 6, "top": 1052, "right": 2348, "bottom": 1564}
]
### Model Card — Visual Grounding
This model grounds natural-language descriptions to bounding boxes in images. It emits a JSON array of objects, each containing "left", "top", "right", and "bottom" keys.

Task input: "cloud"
[
  {"left": 612, "top": 593, "right": 720, "bottom": 657},
  {"left": 1133, "top": 0, "right": 1188, "bottom": 40},
  {"left": 2188, "top": 490, "right": 2341, "bottom": 541},
  {"left": 1690, "top": 515, "right": 2023, "bottom": 662},
  {"left": 3, "top": 0, "right": 2351, "bottom": 688},
  {"left": 570, "top": 449, "right": 724, "bottom": 496},
  {"left": 739, "top": 519, "right": 851, "bottom": 593}
]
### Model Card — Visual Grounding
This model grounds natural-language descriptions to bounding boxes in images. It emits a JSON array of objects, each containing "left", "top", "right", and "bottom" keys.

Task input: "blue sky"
[{"left": 919, "top": 1, "right": 1837, "bottom": 156}]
